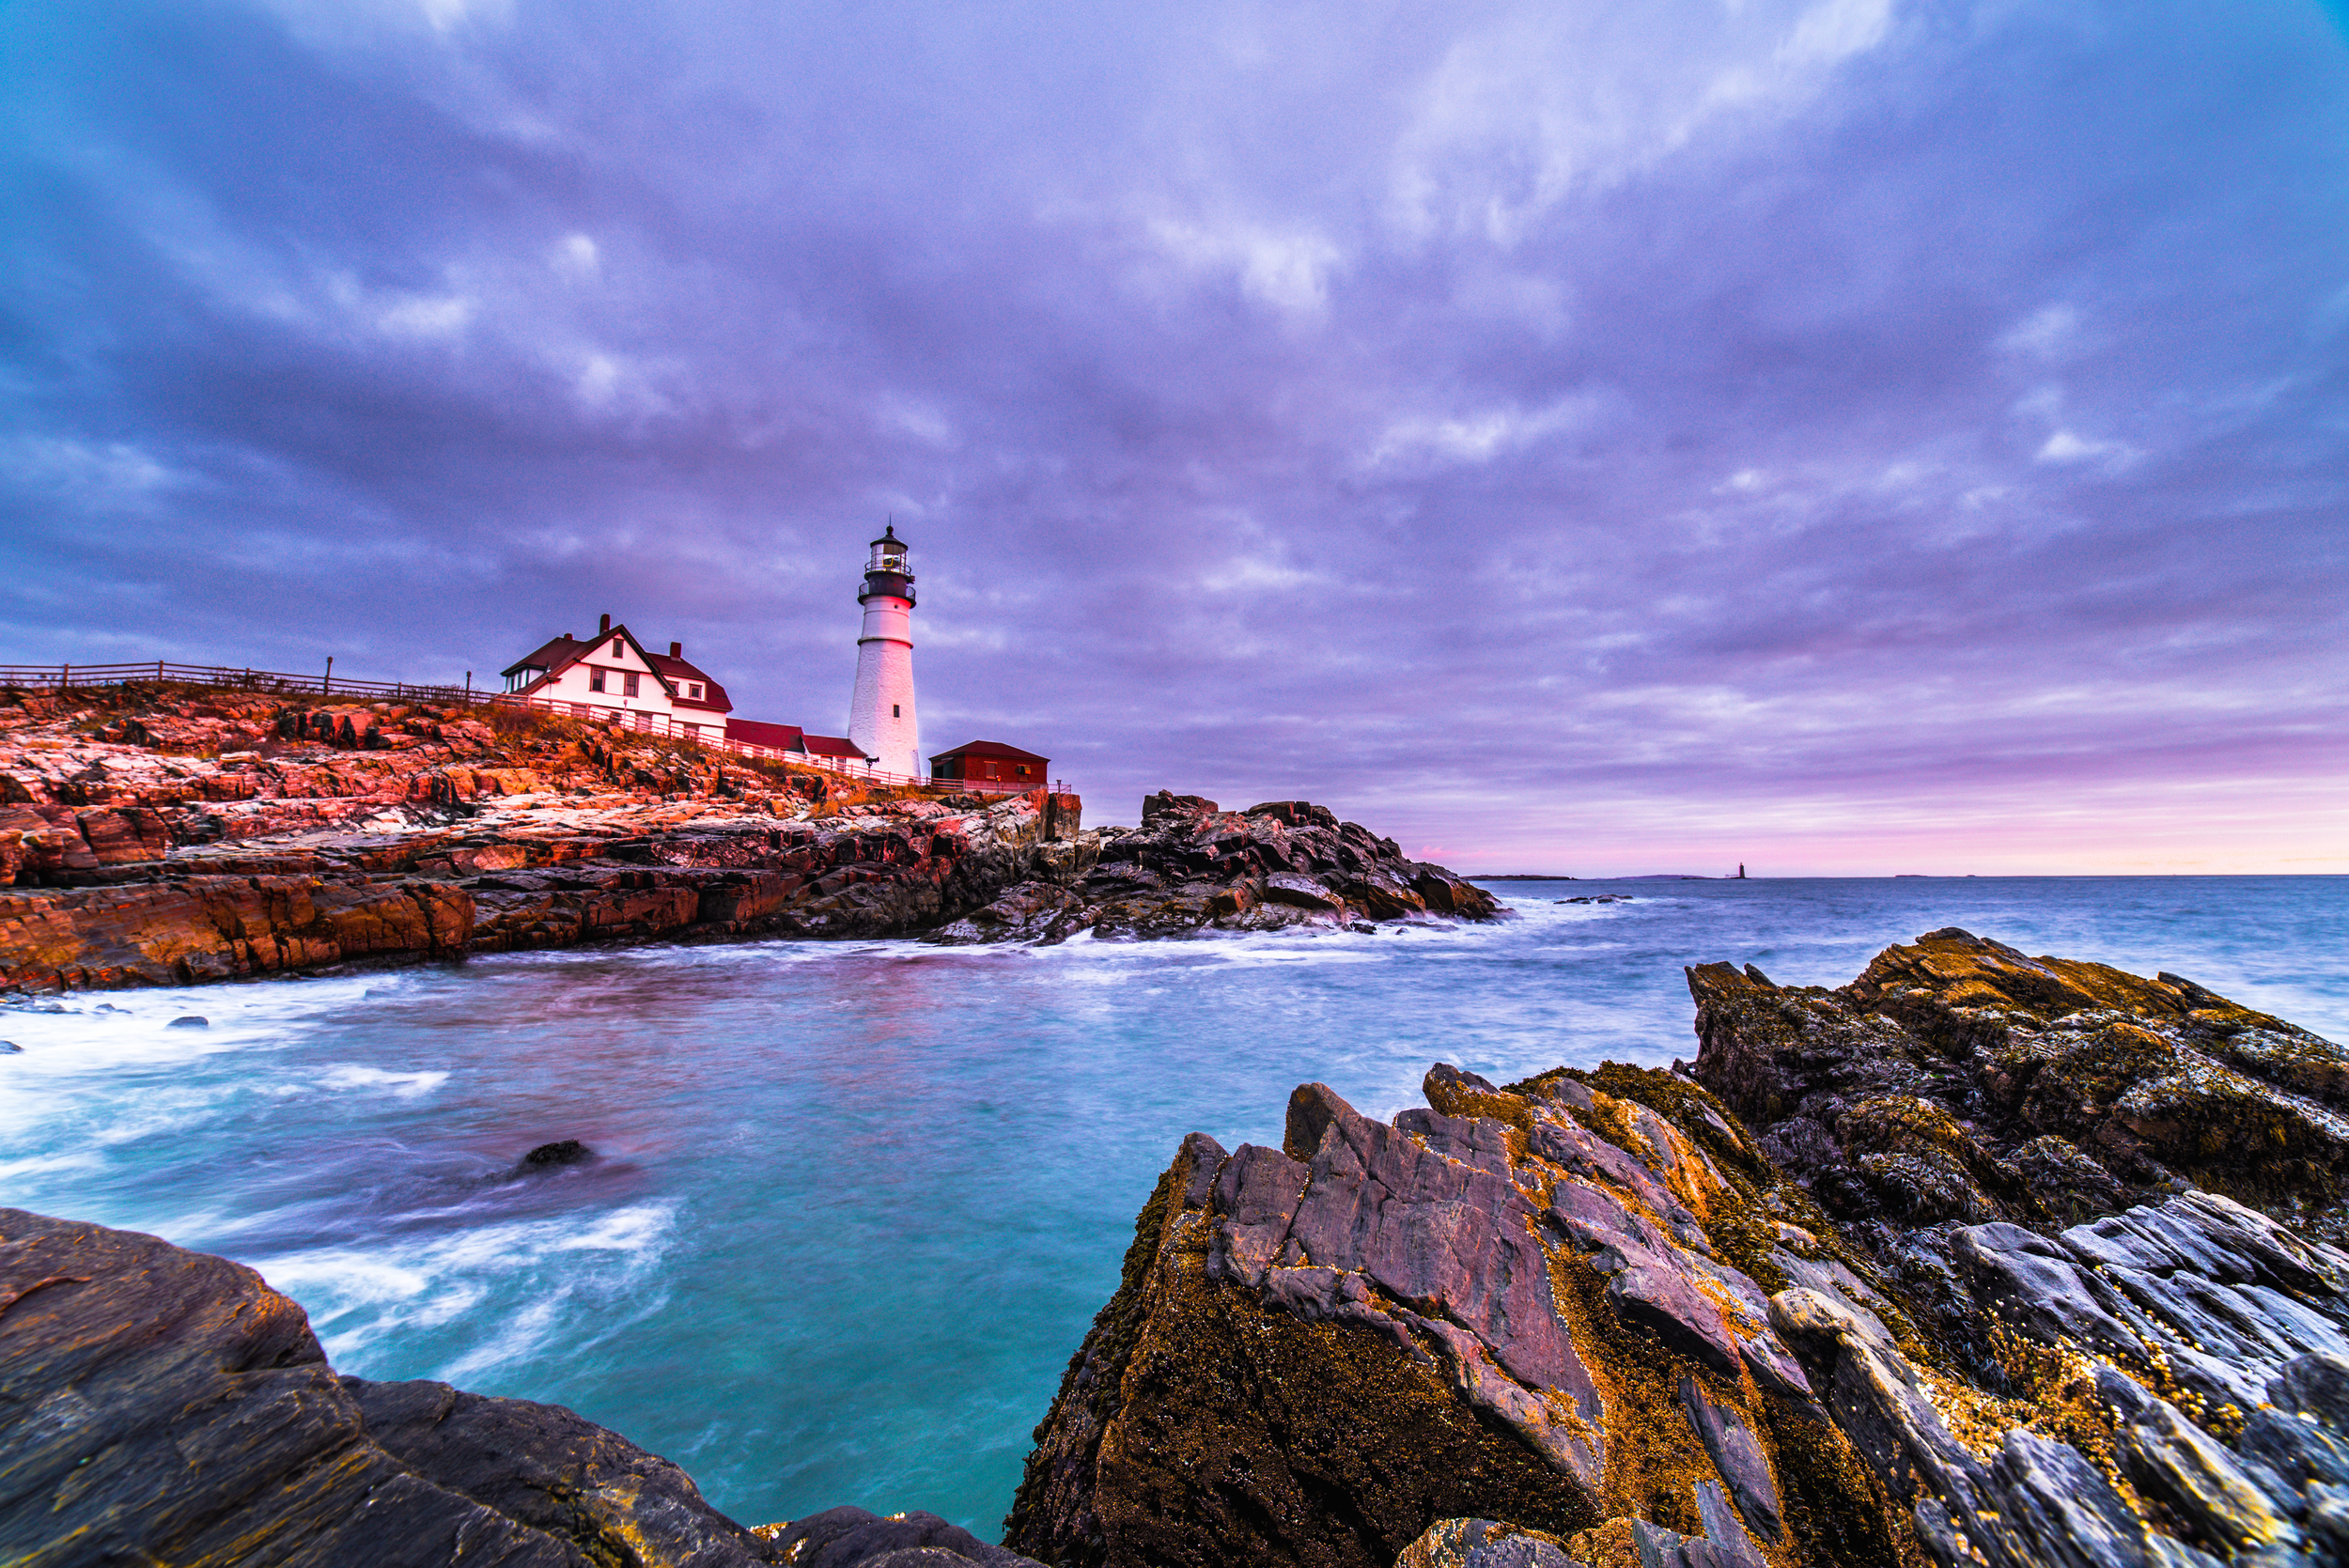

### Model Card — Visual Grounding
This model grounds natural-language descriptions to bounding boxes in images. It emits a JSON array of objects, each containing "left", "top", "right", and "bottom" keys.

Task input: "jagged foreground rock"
[
  {"left": 930, "top": 791, "right": 1498, "bottom": 942},
  {"left": 1007, "top": 932, "right": 2349, "bottom": 1568},
  {"left": 1004, "top": 1063, "right": 1901, "bottom": 1568},
  {"left": 0, "top": 1206, "right": 1044, "bottom": 1568}
]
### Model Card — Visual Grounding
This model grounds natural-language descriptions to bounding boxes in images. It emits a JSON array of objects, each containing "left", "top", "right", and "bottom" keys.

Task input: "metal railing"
[{"left": 0, "top": 660, "right": 1043, "bottom": 795}]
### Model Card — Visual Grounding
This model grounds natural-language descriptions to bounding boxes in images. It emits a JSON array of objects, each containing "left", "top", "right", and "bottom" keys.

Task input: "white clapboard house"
[{"left": 499, "top": 614, "right": 733, "bottom": 741}]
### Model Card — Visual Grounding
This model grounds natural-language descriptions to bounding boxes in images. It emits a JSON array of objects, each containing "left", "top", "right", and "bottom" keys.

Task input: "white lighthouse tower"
[{"left": 848, "top": 524, "right": 921, "bottom": 778}]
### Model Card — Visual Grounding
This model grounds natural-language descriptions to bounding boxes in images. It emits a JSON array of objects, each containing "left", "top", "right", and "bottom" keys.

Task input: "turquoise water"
[{"left": 3, "top": 877, "right": 2344, "bottom": 1533}]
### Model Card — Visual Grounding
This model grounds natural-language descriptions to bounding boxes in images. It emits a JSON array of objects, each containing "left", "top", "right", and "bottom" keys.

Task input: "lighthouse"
[{"left": 848, "top": 525, "right": 921, "bottom": 778}]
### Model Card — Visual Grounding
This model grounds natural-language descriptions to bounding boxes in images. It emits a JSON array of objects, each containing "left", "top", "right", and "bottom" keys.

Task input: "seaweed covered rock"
[
  {"left": 928, "top": 792, "right": 1497, "bottom": 944},
  {"left": 1003, "top": 1066, "right": 1905, "bottom": 1568},
  {"left": 1686, "top": 928, "right": 2349, "bottom": 1234}
]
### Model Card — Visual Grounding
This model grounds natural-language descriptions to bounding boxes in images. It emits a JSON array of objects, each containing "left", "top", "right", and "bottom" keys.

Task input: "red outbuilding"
[{"left": 929, "top": 739, "right": 1049, "bottom": 785}]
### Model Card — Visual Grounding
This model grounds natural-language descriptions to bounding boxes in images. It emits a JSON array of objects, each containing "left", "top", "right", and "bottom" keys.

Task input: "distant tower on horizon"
[{"left": 848, "top": 524, "right": 921, "bottom": 778}]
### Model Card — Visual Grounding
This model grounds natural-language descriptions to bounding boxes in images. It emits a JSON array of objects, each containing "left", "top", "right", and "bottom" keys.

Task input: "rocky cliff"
[
  {"left": 1009, "top": 935, "right": 2349, "bottom": 1568},
  {"left": 0, "top": 685, "right": 1490, "bottom": 993}
]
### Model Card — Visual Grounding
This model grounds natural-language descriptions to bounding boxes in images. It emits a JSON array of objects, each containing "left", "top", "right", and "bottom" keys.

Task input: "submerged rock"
[{"left": 521, "top": 1138, "right": 596, "bottom": 1170}]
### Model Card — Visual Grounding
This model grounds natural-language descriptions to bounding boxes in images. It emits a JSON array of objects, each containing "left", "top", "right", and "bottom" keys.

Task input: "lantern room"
[{"left": 861, "top": 525, "right": 915, "bottom": 607}]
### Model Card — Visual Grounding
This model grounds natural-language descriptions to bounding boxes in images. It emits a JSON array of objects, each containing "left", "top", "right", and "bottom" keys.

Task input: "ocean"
[{"left": 3, "top": 876, "right": 2343, "bottom": 1534}]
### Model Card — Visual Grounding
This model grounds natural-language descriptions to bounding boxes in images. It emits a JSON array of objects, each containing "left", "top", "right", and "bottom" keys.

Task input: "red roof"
[
  {"left": 930, "top": 738, "right": 1050, "bottom": 765},
  {"left": 648, "top": 653, "right": 731, "bottom": 714},
  {"left": 501, "top": 636, "right": 588, "bottom": 679},
  {"left": 726, "top": 718, "right": 804, "bottom": 749},
  {"left": 798, "top": 733, "right": 867, "bottom": 760},
  {"left": 499, "top": 626, "right": 731, "bottom": 714}
]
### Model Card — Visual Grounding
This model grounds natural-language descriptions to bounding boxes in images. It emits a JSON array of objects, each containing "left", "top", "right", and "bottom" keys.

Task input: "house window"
[
  {"left": 590, "top": 669, "right": 607, "bottom": 692},
  {"left": 613, "top": 637, "right": 625, "bottom": 657},
  {"left": 691, "top": 684, "right": 703, "bottom": 700},
  {"left": 623, "top": 672, "right": 641, "bottom": 697}
]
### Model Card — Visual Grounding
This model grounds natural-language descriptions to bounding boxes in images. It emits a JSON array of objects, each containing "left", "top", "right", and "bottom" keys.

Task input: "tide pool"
[{"left": 3, "top": 876, "right": 2343, "bottom": 1533}]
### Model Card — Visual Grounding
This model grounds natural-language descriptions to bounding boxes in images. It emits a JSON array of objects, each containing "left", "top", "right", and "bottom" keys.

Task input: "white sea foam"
[
  {"left": 317, "top": 1064, "right": 450, "bottom": 1099},
  {"left": 249, "top": 1201, "right": 678, "bottom": 1377}
]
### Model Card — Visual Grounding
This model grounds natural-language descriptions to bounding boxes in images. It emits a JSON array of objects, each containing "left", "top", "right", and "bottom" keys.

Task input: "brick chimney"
[
  {"left": 669, "top": 642, "right": 682, "bottom": 658},
  {"left": 599, "top": 613, "right": 612, "bottom": 634}
]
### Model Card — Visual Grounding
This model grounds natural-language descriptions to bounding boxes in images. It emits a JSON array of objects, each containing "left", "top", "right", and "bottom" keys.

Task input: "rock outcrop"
[
  {"left": 1686, "top": 928, "right": 2349, "bottom": 1239},
  {"left": 0, "top": 1206, "right": 774, "bottom": 1566},
  {"left": 1004, "top": 1064, "right": 1902, "bottom": 1568},
  {"left": 1678, "top": 929, "right": 2349, "bottom": 1567},
  {"left": 929, "top": 791, "right": 1498, "bottom": 943},
  {"left": 0, "top": 1206, "right": 1048, "bottom": 1568}
]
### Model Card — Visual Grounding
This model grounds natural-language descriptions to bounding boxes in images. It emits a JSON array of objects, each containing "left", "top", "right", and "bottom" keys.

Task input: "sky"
[{"left": 2, "top": 0, "right": 2344, "bottom": 876}]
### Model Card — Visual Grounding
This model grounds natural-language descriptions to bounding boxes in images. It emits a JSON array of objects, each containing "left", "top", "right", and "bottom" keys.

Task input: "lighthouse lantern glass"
[{"left": 870, "top": 538, "right": 908, "bottom": 575}]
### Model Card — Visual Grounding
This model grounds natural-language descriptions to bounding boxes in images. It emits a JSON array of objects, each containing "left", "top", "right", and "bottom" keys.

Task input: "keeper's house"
[
  {"left": 929, "top": 739, "right": 1050, "bottom": 786},
  {"left": 500, "top": 613, "right": 732, "bottom": 741}
]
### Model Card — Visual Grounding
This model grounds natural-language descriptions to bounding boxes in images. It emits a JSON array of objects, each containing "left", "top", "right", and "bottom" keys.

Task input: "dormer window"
[{"left": 690, "top": 684, "right": 704, "bottom": 700}]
